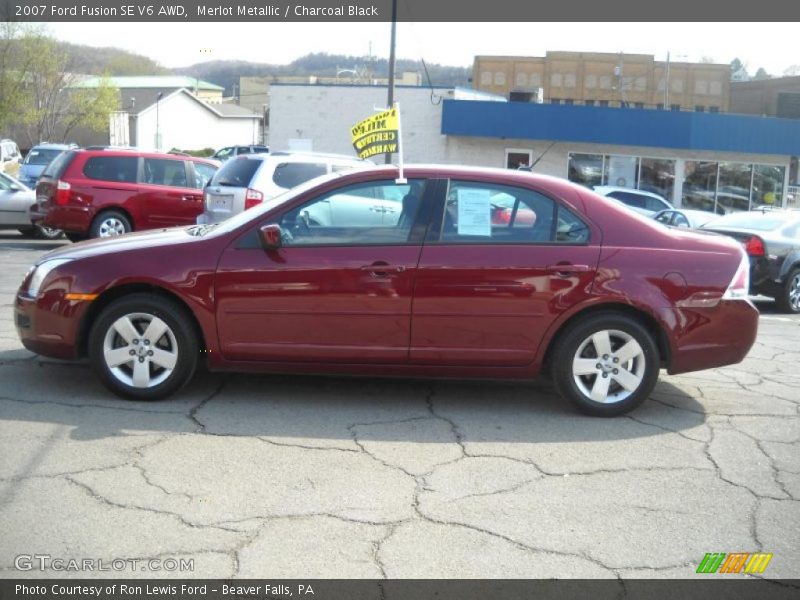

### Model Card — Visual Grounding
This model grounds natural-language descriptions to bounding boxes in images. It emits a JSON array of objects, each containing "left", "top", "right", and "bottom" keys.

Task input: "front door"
[
  {"left": 141, "top": 158, "right": 203, "bottom": 228},
  {"left": 215, "top": 178, "right": 432, "bottom": 363}
]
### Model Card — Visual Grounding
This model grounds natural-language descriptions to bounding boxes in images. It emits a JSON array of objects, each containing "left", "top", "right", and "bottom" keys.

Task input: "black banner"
[
  {"left": 2, "top": 580, "right": 800, "bottom": 600},
  {"left": 1, "top": 0, "right": 798, "bottom": 22}
]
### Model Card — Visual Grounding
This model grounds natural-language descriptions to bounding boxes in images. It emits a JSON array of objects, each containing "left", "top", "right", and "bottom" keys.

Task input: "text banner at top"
[{"left": 3, "top": 0, "right": 800, "bottom": 22}]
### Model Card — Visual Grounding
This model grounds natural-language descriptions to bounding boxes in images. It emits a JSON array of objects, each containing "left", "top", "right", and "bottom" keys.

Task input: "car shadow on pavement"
[
  {"left": 0, "top": 350, "right": 707, "bottom": 446},
  {"left": 0, "top": 232, "right": 69, "bottom": 252}
]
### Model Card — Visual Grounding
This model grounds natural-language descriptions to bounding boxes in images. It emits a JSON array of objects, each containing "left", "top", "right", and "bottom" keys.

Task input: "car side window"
[
  {"left": 192, "top": 163, "right": 217, "bottom": 189},
  {"left": 673, "top": 213, "right": 690, "bottom": 227},
  {"left": 214, "top": 147, "right": 234, "bottom": 160},
  {"left": 655, "top": 211, "right": 673, "bottom": 224},
  {"left": 83, "top": 156, "right": 138, "bottom": 183},
  {"left": 277, "top": 179, "right": 424, "bottom": 246},
  {"left": 440, "top": 181, "right": 576, "bottom": 244},
  {"left": 645, "top": 197, "right": 667, "bottom": 211},
  {"left": 143, "top": 158, "right": 188, "bottom": 187},
  {"left": 272, "top": 162, "right": 328, "bottom": 189},
  {"left": 609, "top": 191, "right": 646, "bottom": 209}
]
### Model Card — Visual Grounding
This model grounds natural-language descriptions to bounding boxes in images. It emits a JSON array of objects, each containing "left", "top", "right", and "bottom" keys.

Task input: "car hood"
[{"left": 38, "top": 227, "right": 199, "bottom": 264}]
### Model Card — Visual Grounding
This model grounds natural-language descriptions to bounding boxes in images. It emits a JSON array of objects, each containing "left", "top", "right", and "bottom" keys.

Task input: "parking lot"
[{"left": 0, "top": 232, "right": 798, "bottom": 580}]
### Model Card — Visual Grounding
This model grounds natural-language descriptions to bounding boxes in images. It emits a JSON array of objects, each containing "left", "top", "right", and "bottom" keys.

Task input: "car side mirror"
[{"left": 259, "top": 224, "right": 282, "bottom": 250}]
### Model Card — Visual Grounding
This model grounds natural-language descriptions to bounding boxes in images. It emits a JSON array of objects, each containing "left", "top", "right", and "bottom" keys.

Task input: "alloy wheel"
[
  {"left": 97, "top": 217, "right": 127, "bottom": 237},
  {"left": 571, "top": 329, "right": 646, "bottom": 404}
]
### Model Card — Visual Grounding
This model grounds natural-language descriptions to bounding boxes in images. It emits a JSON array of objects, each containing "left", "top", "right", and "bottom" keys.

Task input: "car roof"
[
  {"left": 74, "top": 148, "right": 216, "bottom": 163},
  {"left": 593, "top": 186, "right": 667, "bottom": 200},
  {"left": 30, "top": 142, "right": 76, "bottom": 150},
  {"left": 230, "top": 152, "right": 368, "bottom": 165}
]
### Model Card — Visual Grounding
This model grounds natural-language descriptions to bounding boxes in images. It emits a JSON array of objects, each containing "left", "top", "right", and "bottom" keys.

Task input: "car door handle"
[
  {"left": 545, "top": 263, "right": 592, "bottom": 275},
  {"left": 361, "top": 263, "right": 407, "bottom": 276}
]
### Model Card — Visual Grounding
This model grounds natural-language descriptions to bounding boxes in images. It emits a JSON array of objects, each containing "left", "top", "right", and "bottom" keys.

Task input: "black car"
[{"left": 702, "top": 211, "right": 800, "bottom": 313}]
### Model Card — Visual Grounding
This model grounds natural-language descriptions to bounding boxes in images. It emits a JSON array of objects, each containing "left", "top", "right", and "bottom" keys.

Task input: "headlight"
[{"left": 27, "top": 259, "right": 73, "bottom": 297}]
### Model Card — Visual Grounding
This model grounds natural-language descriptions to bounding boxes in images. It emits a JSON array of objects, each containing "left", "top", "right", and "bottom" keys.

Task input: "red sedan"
[{"left": 15, "top": 166, "right": 758, "bottom": 416}]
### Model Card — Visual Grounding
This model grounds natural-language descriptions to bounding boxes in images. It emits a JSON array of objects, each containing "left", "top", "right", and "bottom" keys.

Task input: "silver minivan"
[{"left": 199, "top": 151, "right": 370, "bottom": 224}]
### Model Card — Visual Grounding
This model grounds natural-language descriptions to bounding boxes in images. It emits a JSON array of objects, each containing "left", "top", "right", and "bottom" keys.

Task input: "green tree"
[{"left": 0, "top": 22, "right": 45, "bottom": 133}]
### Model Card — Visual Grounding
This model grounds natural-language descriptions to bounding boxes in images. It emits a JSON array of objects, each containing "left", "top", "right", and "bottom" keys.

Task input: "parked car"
[
  {"left": 593, "top": 186, "right": 673, "bottom": 216},
  {"left": 0, "top": 139, "right": 22, "bottom": 170},
  {"left": 701, "top": 210, "right": 800, "bottom": 313},
  {"left": 34, "top": 148, "right": 219, "bottom": 241},
  {"left": 0, "top": 171, "right": 62, "bottom": 239},
  {"left": 18, "top": 143, "right": 78, "bottom": 188},
  {"left": 212, "top": 145, "right": 269, "bottom": 161},
  {"left": 15, "top": 165, "right": 757, "bottom": 416},
  {"left": 652, "top": 208, "right": 718, "bottom": 229},
  {"left": 200, "top": 151, "right": 370, "bottom": 224}
]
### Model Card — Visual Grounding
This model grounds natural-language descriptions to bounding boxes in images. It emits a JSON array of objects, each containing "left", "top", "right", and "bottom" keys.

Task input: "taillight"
[
  {"left": 743, "top": 235, "right": 765, "bottom": 257},
  {"left": 722, "top": 250, "right": 751, "bottom": 301},
  {"left": 244, "top": 188, "right": 263, "bottom": 210},
  {"left": 492, "top": 207, "right": 511, "bottom": 225},
  {"left": 54, "top": 180, "right": 71, "bottom": 206}
]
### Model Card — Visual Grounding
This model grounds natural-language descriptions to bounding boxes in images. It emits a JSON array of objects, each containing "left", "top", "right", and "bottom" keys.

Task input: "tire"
[
  {"left": 35, "top": 225, "right": 64, "bottom": 240},
  {"left": 90, "top": 210, "right": 131, "bottom": 238},
  {"left": 65, "top": 233, "right": 87, "bottom": 243},
  {"left": 550, "top": 312, "right": 660, "bottom": 417},
  {"left": 776, "top": 268, "right": 800, "bottom": 314},
  {"left": 88, "top": 293, "right": 199, "bottom": 400}
]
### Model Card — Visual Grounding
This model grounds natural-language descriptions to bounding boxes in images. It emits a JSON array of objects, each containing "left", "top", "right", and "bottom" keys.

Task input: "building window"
[
  {"left": 709, "top": 106, "right": 720, "bottom": 113},
  {"left": 564, "top": 73, "right": 577, "bottom": 88},
  {"left": 585, "top": 74, "right": 597, "bottom": 89},
  {"left": 599, "top": 100, "right": 609, "bottom": 107},
  {"left": 710, "top": 81, "right": 722, "bottom": 96},
  {"left": 671, "top": 79, "right": 684, "bottom": 93},
  {"left": 694, "top": 80, "right": 708, "bottom": 95},
  {"left": 753, "top": 164, "right": 786, "bottom": 208},
  {"left": 604, "top": 155, "right": 639, "bottom": 188},
  {"left": 568, "top": 153, "right": 604, "bottom": 188},
  {"left": 657, "top": 78, "right": 666, "bottom": 92},
  {"left": 634, "top": 102, "right": 644, "bottom": 109},
  {"left": 551, "top": 98, "right": 561, "bottom": 104},
  {"left": 599, "top": 75, "right": 612, "bottom": 90},
  {"left": 695, "top": 105, "right": 705, "bottom": 112},
  {"left": 564, "top": 98, "right": 574, "bottom": 105},
  {"left": 585, "top": 100, "right": 595, "bottom": 106},
  {"left": 717, "top": 162, "right": 754, "bottom": 213},
  {"left": 635, "top": 77, "right": 647, "bottom": 91},
  {"left": 682, "top": 161, "right": 718, "bottom": 213},
  {"left": 494, "top": 71, "right": 506, "bottom": 85},
  {"left": 515, "top": 72, "right": 528, "bottom": 87},
  {"left": 639, "top": 158, "right": 676, "bottom": 202},
  {"left": 530, "top": 73, "right": 542, "bottom": 87},
  {"left": 480, "top": 71, "right": 492, "bottom": 86},
  {"left": 670, "top": 104, "right": 681, "bottom": 111},
  {"left": 505, "top": 149, "right": 533, "bottom": 170},
  {"left": 656, "top": 103, "right": 664, "bottom": 110},
  {"left": 551, "top": 73, "right": 563, "bottom": 87}
]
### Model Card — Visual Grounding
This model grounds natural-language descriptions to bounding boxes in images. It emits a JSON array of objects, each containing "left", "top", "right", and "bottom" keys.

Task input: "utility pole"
[
  {"left": 664, "top": 51, "right": 670, "bottom": 108},
  {"left": 385, "top": 0, "right": 397, "bottom": 165}
]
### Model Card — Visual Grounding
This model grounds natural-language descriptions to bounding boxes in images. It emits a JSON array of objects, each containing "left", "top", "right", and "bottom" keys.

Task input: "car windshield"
[
  {"left": 192, "top": 170, "right": 347, "bottom": 237},
  {"left": 24, "top": 148, "right": 63, "bottom": 166}
]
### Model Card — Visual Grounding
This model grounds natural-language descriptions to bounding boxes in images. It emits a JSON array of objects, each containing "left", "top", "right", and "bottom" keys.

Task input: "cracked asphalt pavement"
[{"left": 1, "top": 233, "right": 798, "bottom": 580}]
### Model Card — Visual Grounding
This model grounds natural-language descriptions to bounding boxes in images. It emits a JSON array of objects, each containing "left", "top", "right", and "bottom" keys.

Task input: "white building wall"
[
  {"left": 269, "top": 85, "right": 791, "bottom": 207},
  {"left": 136, "top": 93, "right": 260, "bottom": 151}
]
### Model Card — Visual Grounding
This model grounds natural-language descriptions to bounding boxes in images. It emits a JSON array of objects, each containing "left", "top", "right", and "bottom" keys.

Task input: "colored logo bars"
[{"left": 696, "top": 552, "right": 773, "bottom": 574}]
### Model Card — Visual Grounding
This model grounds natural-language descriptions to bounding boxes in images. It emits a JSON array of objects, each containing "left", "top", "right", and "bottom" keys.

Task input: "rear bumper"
[
  {"left": 660, "top": 300, "right": 759, "bottom": 375},
  {"left": 43, "top": 204, "right": 93, "bottom": 234}
]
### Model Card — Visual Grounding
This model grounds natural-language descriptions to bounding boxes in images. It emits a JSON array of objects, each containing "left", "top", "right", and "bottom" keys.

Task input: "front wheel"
[
  {"left": 88, "top": 293, "right": 199, "bottom": 400},
  {"left": 551, "top": 313, "right": 660, "bottom": 416},
  {"left": 776, "top": 268, "right": 800, "bottom": 314}
]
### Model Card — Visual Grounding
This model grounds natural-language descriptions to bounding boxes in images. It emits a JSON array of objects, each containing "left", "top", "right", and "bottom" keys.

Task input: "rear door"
[
  {"left": 410, "top": 179, "right": 601, "bottom": 366},
  {"left": 140, "top": 157, "right": 203, "bottom": 227},
  {"left": 214, "top": 178, "right": 435, "bottom": 363}
]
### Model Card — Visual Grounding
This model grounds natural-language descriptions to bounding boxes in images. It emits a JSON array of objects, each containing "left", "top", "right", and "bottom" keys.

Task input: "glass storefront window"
[
  {"left": 683, "top": 161, "right": 719, "bottom": 213},
  {"left": 568, "top": 153, "right": 603, "bottom": 188},
  {"left": 639, "top": 158, "right": 675, "bottom": 202},
  {"left": 753, "top": 164, "right": 786, "bottom": 208},
  {"left": 604, "top": 155, "right": 639, "bottom": 188},
  {"left": 717, "top": 162, "right": 753, "bottom": 213}
]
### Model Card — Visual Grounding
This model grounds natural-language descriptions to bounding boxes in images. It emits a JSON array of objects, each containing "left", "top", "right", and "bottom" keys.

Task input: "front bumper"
[{"left": 15, "top": 290, "right": 89, "bottom": 360}]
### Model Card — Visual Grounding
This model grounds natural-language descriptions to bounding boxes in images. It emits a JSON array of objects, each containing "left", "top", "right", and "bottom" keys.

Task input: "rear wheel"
[
  {"left": 17, "top": 226, "right": 37, "bottom": 238},
  {"left": 90, "top": 210, "right": 131, "bottom": 238},
  {"left": 35, "top": 225, "right": 63, "bottom": 240},
  {"left": 551, "top": 313, "right": 660, "bottom": 416},
  {"left": 776, "top": 268, "right": 800, "bottom": 314},
  {"left": 88, "top": 293, "right": 199, "bottom": 400}
]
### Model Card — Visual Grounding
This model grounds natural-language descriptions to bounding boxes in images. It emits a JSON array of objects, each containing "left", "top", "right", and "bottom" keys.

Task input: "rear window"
[
  {"left": 708, "top": 212, "right": 796, "bottom": 231},
  {"left": 83, "top": 156, "right": 138, "bottom": 183},
  {"left": 24, "top": 148, "right": 63, "bottom": 166},
  {"left": 272, "top": 162, "right": 327, "bottom": 189},
  {"left": 211, "top": 157, "right": 261, "bottom": 187},
  {"left": 41, "top": 150, "right": 76, "bottom": 179}
]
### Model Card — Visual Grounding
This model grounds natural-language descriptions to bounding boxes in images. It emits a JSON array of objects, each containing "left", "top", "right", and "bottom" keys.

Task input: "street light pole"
[
  {"left": 385, "top": 0, "right": 397, "bottom": 165},
  {"left": 155, "top": 92, "right": 163, "bottom": 150}
]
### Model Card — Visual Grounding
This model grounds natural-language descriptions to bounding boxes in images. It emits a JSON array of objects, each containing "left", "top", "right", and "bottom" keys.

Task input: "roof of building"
[
  {"left": 71, "top": 76, "right": 225, "bottom": 91},
  {"left": 137, "top": 88, "right": 259, "bottom": 119}
]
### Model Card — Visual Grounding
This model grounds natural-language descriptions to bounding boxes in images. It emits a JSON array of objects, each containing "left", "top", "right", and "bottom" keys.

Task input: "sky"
[{"left": 44, "top": 22, "right": 800, "bottom": 76}]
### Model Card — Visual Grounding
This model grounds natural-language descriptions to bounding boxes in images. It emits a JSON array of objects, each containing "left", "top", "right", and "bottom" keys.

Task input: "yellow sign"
[{"left": 351, "top": 108, "right": 400, "bottom": 159}]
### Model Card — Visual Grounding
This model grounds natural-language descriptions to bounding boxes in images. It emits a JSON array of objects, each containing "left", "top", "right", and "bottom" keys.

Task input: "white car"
[
  {"left": 199, "top": 151, "right": 371, "bottom": 224},
  {"left": 0, "top": 171, "right": 62, "bottom": 239},
  {"left": 593, "top": 185, "right": 673, "bottom": 216}
]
